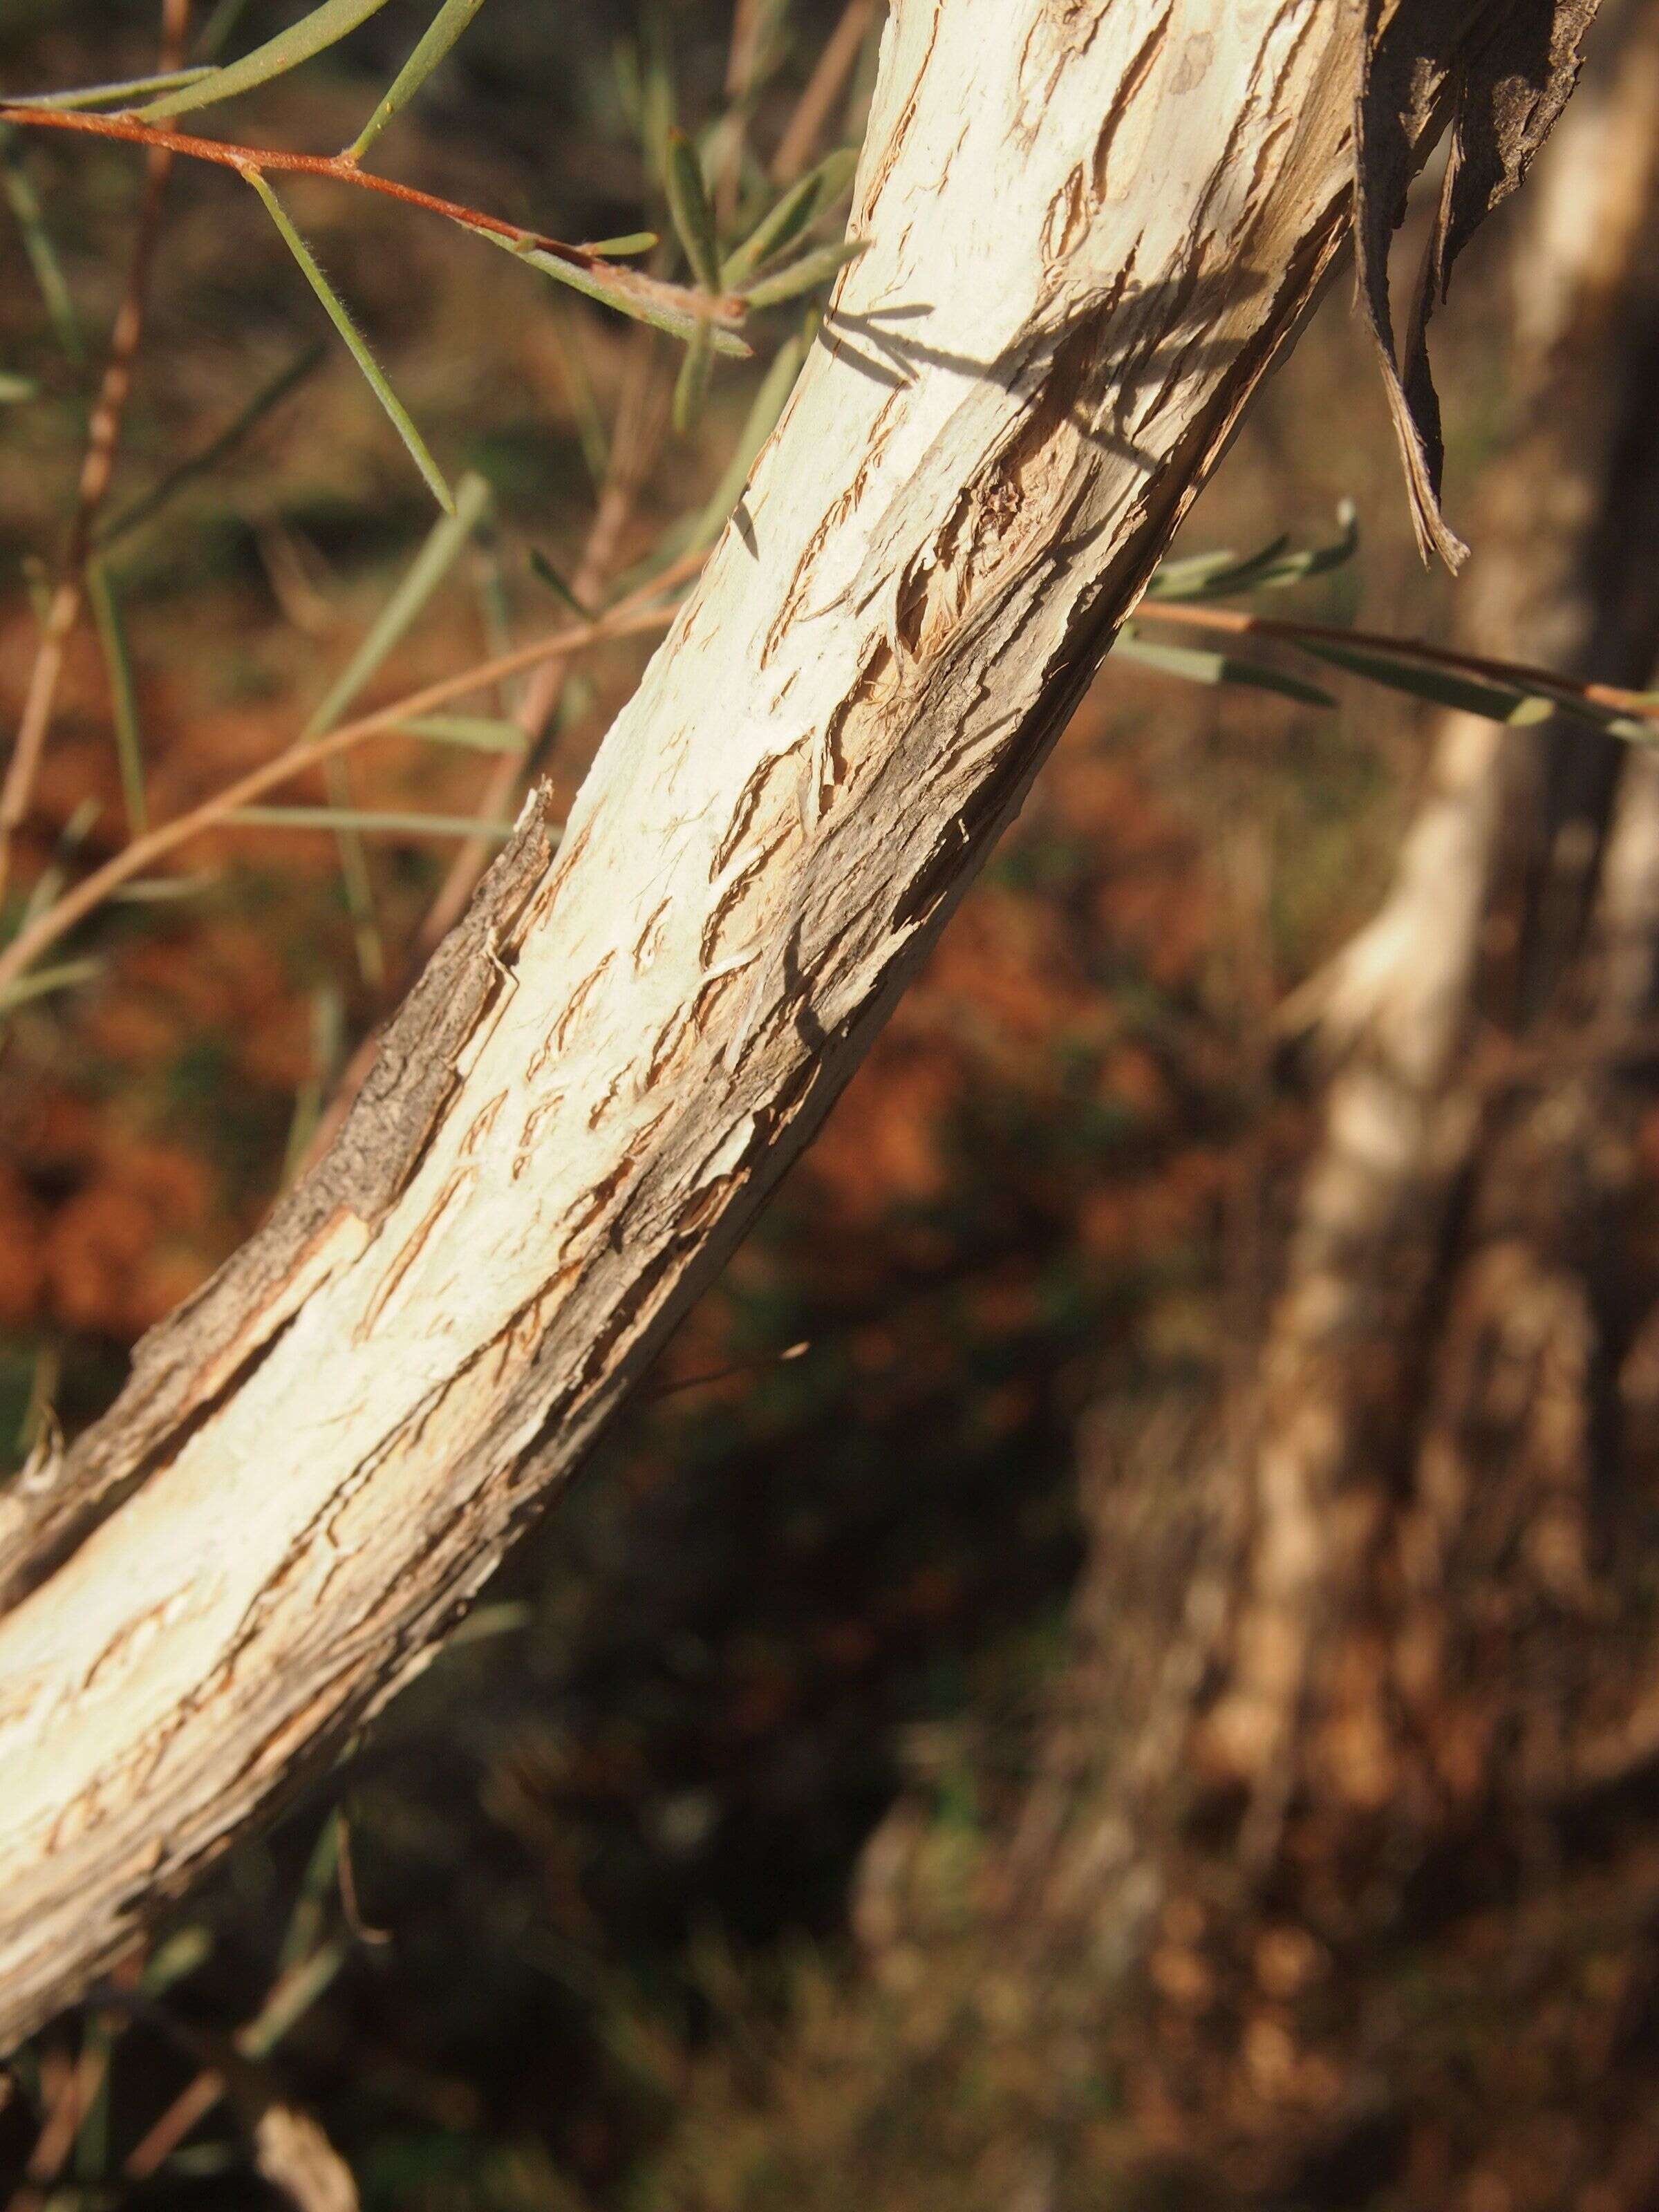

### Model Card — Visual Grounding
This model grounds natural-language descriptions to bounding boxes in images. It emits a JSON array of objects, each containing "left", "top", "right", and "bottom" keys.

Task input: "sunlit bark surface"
[{"left": 0, "top": 0, "right": 1371, "bottom": 2044}]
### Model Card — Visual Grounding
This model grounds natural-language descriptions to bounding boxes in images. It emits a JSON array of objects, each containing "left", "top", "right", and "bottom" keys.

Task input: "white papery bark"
[{"left": 0, "top": 0, "right": 1367, "bottom": 2044}]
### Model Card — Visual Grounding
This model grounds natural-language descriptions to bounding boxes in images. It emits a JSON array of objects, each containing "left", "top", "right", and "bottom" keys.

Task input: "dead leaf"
[{"left": 1356, "top": 0, "right": 1603, "bottom": 570}]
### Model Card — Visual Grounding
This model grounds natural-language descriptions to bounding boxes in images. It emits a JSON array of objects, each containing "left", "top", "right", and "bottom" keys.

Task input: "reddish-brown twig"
[
  {"left": 1132, "top": 597, "right": 1659, "bottom": 722},
  {"left": 0, "top": 102, "right": 746, "bottom": 328},
  {"left": 0, "top": 1, "right": 191, "bottom": 903},
  {"left": 771, "top": 0, "right": 874, "bottom": 185}
]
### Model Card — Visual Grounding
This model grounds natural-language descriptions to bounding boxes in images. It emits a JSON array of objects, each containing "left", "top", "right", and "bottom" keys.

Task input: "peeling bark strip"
[
  {"left": 0, "top": 0, "right": 1437, "bottom": 2045},
  {"left": 1356, "top": 0, "right": 1602, "bottom": 570}
]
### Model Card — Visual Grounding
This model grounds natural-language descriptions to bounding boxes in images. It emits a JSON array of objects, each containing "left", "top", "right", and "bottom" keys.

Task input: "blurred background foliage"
[{"left": 2, "top": 3, "right": 1631, "bottom": 2208}]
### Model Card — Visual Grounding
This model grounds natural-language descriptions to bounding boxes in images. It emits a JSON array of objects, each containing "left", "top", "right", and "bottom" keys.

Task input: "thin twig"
[
  {"left": 1132, "top": 597, "right": 1659, "bottom": 722},
  {"left": 771, "top": 0, "right": 873, "bottom": 185},
  {"left": 0, "top": 1, "right": 191, "bottom": 902},
  {"left": 0, "top": 103, "right": 746, "bottom": 326},
  {"left": 0, "top": 562, "right": 704, "bottom": 1000}
]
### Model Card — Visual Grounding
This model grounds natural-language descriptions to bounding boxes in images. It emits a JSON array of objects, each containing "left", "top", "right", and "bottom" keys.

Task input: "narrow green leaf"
[
  {"left": 581, "top": 231, "right": 658, "bottom": 258},
  {"left": 0, "top": 138, "right": 86, "bottom": 364},
  {"left": 0, "top": 371, "right": 36, "bottom": 403},
  {"left": 86, "top": 562, "right": 147, "bottom": 834},
  {"left": 1253, "top": 500, "right": 1359, "bottom": 590},
  {"left": 543, "top": 307, "right": 608, "bottom": 489},
  {"left": 305, "top": 471, "right": 491, "bottom": 738},
  {"left": 1147, "top": 536, "right": 1290, "bottom": 603},
  {"left": 664, "top": 126, "right": 722, "bottom": 292},
  {"left": 8, "top": 70, "right": 216, "bottom": 111},
  {"left": 97, "top": 341, "right": 328, "bottom": 549},
  {"left": 736, "top": 237, "right": 865, "bottom": 310},
  {"left": 1295, "top": 637, "right": 1559, "bottom": 725},
  {"left": 721, "top": 147, "right": 858, "bottom": 287},
  {"left": 325, "top": 753, "right": 384, "bottom": 986},
  {"left": 0, "top": 957, "right": 102, "bottom": 1016},
  {"left": 496, "top": 234, "right": 749, "bottom": 355},
  {"left": 688, "top": 325, "right": 807, "bottom": 551},
  {"left": 391, "top": 713, "right": 526, "bottom": 751},
  {"left": 672, "top": 318, "right": 713, "bottom": 435},
  {"left": 1114, "top": 629, "right": 1335, "bottom": 709},
  {"left": 637, "top": 10, "right": 675, "bottom": 180},
  {"left": 347, "top": 0, "right": 491, "bottom": 163},
  {"left": 140, "top": 0, "right": 394, "bottom": 120},
  {"left": 229, "top": 805, "right": 516, "bottom": 838},
  {"left": 1149, "top": 505, "right": 1361, "bottom": 603},
  {"left": 528, "top": 546, "right": 591, "bottom": 618},
  {"left": 248, "top": 170, "right": 453, "bottom": 514}
]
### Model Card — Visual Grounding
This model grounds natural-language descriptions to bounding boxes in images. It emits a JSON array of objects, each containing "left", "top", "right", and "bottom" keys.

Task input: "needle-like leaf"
[
  {"left": 391, "top": 714, "right": 527, "bottom": 751},
  {"left": 348, "top": 0, "right": 491, "bottom": 164},
  {"left": 664, "top": 126, "right": 722, "bottom": 292},
  {"left": 97, "top": 341, "right": 328, "bottom": 548},
  {"left": 141, "top": 0, "right": 395, "bottom": 120},
  {"left": 304, "top": 472, "right": 491, "bottom": 738},
  {"left": 1, "top": 135, "right": 86, "bottom": 364},
  {"left": 495, "top": 234, "right": 749, "bottom": 356},
  {"left": 528, "top": 547, "right": 592, "bottom": 619},
  {"left": 1293, "top": 637, "right": 1562, "bottom": 725},
  {"left": 688, "top": 324, "right": 808, "bottom": 550},
  {"left": 1113, "top": 630, "right": 1336, "bottom": 708},
  {"left": 673, "top": 319, "right": 713, "bottom": 435},
  {"left": 86, "top": 562, "right": 148, "bottom": 834},
  {"left": 722, "top": 146, "right": 857, "bottom": 286},
  {"left": 8, "top": 71, "right": 217, "bottom": 111},
  {"left": 247, "top": 169, "right": 453, "bottom": 514},
  {"left": 736, "top": 236, "right": 863, "bottom": 310}
]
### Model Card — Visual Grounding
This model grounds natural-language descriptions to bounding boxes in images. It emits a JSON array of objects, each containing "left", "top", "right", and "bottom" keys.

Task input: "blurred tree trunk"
[
  {"left": 1004, "top": 3, "right": 1659, "bottom": 2191},
  {"left": 0, "top": 3, "right": 1394, "bottom": 2046}
]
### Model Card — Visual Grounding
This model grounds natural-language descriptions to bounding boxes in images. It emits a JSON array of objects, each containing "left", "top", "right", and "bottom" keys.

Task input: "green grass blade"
[
  {"left": 97, "top": 341, "right": 327, "bottom": 549},
  {"left": 229, "top": 805, "right": 517, "bottom": 838},
  {"left": 688, "top": 325, "right": 807, "bottom": 550},
  {"left": 1113, "top": 630, "right": 1335, "bottom": 709},
  {"left": 722, "top": 147, "right": 857, "bottom": 287},
  {"left": 140, "top": 0, "right": 394, "bottom": 120},
  {"left": 737, "top": 238, "right": 864, "bottom": 310},
  {"left": 391, "top": 714, "right": 526, "bottom": 750},
  {"left": 0, "top": 136, "right": 86, "bottom": 365},
  {"left": 247, "top": 170, "right": 453, "bottom": 514},
  {"left": 305, "top": 471, "right": 491, "bottom": 737},
  {"left": 86, "top": 562, "right": 148, "bottom": 834},
  {"left": 0, "top": 371, "right": 36, "bottom": 403},
  {"left": 8, "top": 70, "right": 217, "bottom": 110},
  {"left": 348, "top": 0, "right": 491, "bottom": 162}
]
